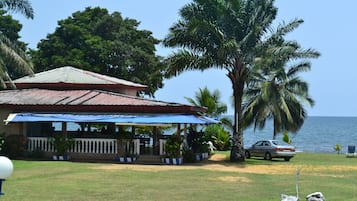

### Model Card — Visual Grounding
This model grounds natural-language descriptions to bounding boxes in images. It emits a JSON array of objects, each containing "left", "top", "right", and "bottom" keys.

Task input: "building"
[{"left": 0, "top": 66, "right": 217, "bottom": 163}]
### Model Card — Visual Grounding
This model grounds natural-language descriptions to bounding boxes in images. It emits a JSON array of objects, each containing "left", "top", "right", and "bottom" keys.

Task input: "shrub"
[
  {"left": 0, "top": 133, "right": 5, "bottom": 154},
  {"left": 334, "top": 144, "right": 341, "bottom": 154},
  {"left": 204, "top": 124, "right": 231, "bottom": 151},
  {"left": 187, "top": 128, "right": 204, "bottom": 152},
  {"left": 182, "top": 148, "right": 196, "bottom": 163},
  {"left": 2, "top": 134, "right": 27, "bottom": 157},
  {"left": 283, "top": 132, "right": 292, "bottom": 144}
]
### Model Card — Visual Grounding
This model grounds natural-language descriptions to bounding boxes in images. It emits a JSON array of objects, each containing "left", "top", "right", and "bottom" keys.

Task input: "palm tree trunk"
[
  {"left": 229, "top": 64, "right": 246, "bottom": 162},
  {"left": 273, "top": 118, "right": 278, "bottom": 140}
]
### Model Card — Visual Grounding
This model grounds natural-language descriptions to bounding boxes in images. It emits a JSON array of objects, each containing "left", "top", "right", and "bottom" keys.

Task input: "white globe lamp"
[{"left": 0, "top": 156, "right": 14, "bottom": 196}]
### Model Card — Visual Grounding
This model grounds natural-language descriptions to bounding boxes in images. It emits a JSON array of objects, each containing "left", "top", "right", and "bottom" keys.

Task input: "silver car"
[{"left": 245, "top": 140, "right": 296, "bottom": 161}]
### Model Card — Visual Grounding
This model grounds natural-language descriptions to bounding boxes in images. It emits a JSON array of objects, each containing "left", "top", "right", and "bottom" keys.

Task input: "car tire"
[
  {"left": 245, "top": 150, "right": 251, "bottom": 159},
  {"left": 264, "top": 152, "right": 272, "bottom": 160},
  {"left": 284, "top": 157, "right": 291, "bottom": 161}
]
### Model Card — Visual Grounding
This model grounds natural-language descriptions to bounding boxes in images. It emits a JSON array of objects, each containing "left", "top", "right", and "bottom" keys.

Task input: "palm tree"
[
  {"left": 164, "top": 0, "right": 280, "bottom": 161},
  {"left": 185, "top": 87, "right": 227, "bottom": 118},
  {"left": 244, "top": 62, "right": 315, "bottom": 139},
  {"left": 243, "top": 20, "right": 319, "bottom": 139},
  {"left": 0, "top": 0, "right": 33, "bottom": 19},
  {"left": 0, "top": 0, "right": 34, "bottom": 88}
]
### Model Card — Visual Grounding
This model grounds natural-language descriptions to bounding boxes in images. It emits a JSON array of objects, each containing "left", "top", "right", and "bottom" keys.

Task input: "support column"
[
  {"left": 61, "top": 122, "right": 67, "bottom": 138},
  {"left": 153, "top": 126, "right": 159, "bottom": 155},
  {"left": 177, "top": 124, "right": 181, "bottom": 136},
  {"left": 183, "top": 123, "right": 188, "bottom": 148}
]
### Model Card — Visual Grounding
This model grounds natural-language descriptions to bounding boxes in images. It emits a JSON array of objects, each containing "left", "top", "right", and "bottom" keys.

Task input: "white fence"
[{"left": 27, "top": 137, "right": 140, "bottom": 155}]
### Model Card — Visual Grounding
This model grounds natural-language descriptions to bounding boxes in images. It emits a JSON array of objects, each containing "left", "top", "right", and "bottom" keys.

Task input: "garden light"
[{"left": 0, "top": 156, "right": 14, "bottom": 196}]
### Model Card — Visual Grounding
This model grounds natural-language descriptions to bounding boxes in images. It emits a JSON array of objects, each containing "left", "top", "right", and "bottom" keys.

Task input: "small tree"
[{"left": 334, "top": 144, "right": 341, "bottom": 155}]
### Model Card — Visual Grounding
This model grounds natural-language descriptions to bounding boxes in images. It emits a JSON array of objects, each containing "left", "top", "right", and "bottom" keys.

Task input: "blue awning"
[{"left": 4, "top": 113, "right": 220, "bottom": 125}]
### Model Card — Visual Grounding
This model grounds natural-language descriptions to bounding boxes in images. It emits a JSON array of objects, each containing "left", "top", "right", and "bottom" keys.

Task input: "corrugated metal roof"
[
  {"left": 0, "top": 89, "right": 170, "bottom": 106},
  {"left": 0, "top": 89, "right": 205, "bottom": 113},
  {"left": 13, "top": 66, "right": 147, "bottom": 88}
]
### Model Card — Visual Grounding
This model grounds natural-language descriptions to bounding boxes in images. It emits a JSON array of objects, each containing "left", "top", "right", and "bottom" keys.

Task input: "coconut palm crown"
[{"left": 185, "top": 87, "right": 227, "bottom": 118}]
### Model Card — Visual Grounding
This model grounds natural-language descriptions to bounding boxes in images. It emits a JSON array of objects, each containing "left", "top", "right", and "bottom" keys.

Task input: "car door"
[
  {"left": 252, "top": 141, "right": 264, "bottom": 156},
  {"left": 260, "top": 141, "right": 271, "bottom": 155}
]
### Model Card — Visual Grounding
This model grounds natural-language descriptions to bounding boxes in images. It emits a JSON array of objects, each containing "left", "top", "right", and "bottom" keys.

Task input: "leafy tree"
[
  {"left": 31, "top": 7, "right": 165, "bottom": 96},
  {"left": 185, "top": 87, "right": 227, "bottom": 118},
  {"left": 243, "top": 19, "right": 319, "bottom": 139},
  {"left": 163, "top": 0, "right": 279, "bottom": 162},
  {"left": 0, "top": 0, "right": 34, "bottom": 88}
]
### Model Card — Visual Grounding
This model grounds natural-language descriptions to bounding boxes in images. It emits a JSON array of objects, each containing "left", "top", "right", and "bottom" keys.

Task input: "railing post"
[{"left": 159, "top": 139, "right": 167, "bottom": 155}]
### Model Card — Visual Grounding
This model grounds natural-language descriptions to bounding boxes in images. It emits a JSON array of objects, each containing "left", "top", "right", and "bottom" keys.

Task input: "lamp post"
[{"left": 0, "top": 156, "right": 14, "bottom": 196}]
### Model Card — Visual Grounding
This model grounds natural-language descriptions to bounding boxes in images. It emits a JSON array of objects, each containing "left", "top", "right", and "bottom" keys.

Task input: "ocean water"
[{"left": 242, "top": 116, "right": 357, "bottom": 153}]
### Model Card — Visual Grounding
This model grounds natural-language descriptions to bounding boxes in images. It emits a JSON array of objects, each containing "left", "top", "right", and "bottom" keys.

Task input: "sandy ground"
[{"left": 92, "top": 154, "right": 357, "bottom": 178}]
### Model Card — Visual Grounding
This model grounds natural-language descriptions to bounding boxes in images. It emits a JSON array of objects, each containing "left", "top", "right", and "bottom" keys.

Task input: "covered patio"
[{"left": 4, "top": 112, "right": 218, "bottom": 162}]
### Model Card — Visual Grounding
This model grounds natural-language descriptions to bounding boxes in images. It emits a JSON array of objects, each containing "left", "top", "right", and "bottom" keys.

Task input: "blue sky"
[{"left": 12, "top": 0, "right": 357, "bottom": 117}]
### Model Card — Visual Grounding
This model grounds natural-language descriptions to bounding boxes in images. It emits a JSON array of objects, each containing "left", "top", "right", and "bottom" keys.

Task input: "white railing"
[
  {"left": 27, "top": 137, "right": 140, "bottom": 155},
  {"left": 70, "top": 138, "right": 118, "bottom": 154},
  {"left": 27, "top": 137, "right": 54, "bottom": 152}
]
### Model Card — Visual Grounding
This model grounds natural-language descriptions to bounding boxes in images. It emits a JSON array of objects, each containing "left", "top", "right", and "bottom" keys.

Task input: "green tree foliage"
[
  {"left": 0, "top": 9, "right": 31, "bottom": 79},
  {"left": 185, "top": 87, "right": 232, "bottom": 150},
  {"left": 0, "top": 0, "right": 33, "bottom": 19},
  {"left": 243, "top": 19, "right": 319, "bottom": 139},
  {"left": 31, "top": 7, "right": 165, "bottom": 96},
  {"left": 163, "top": 0, "right": 279, "bottom": 162},
  {"left": 185, "top": 87, "right": 227, "bottom": 118},
  {"left": 0, "top": 0, "right": 34, "bottom": 88},
  {"left": 164, "top": 0, "right": 319, "bottom": 162},
  {"left": 164, "top": 134, "right": 183, "bottom": 158},
  {"left": 204, "top": 124, "right": 231, "bottom": 151}
]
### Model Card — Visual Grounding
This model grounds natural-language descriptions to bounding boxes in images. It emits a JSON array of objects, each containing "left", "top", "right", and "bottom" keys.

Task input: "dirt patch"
[
  {"left": 92, "top": 154, "right": 357, "bottom": 175},
  {"left": 209, "top": 153, "right": 227, "bottom": 161},
  {"left": 215, "top": 176, "right": 252, "bottom": 183}
]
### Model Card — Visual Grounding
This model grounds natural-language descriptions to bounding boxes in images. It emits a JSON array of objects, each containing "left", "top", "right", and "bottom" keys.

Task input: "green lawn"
[{"left": 1, "top": 152, "right": 357, "bottom": 201}]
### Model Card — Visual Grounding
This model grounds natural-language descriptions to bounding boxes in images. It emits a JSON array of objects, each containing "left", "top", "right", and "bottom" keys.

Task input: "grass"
[{"left": 1, "top": 152, "right": 356, "bottom": 201}]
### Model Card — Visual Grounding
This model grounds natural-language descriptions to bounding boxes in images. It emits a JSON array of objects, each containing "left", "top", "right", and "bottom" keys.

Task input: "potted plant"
[
  {"left": 162, "top": 134, "right": 183, "bottom": 165},
  {"left": 187, "top": 128, "right": 208, "bottom": 161},
  {"left": 49, "top": 134, "right": 75, "bottom": 160},
  {"left": 115, "top": 127, "right": 138, "bottom": 163}
]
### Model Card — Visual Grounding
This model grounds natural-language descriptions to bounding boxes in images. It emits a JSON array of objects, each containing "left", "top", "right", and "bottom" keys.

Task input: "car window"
[
  {"left": 254, "top": 141, "right": 263, "bottom": 146},
  {"left": 263, "top": 141, "right": 270, "bottom": 146}
]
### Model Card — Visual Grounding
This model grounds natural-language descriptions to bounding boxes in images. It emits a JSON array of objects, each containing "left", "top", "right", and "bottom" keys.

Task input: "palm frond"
[{"left": 0, "top": 0, "right": 34, "bottom": 19}]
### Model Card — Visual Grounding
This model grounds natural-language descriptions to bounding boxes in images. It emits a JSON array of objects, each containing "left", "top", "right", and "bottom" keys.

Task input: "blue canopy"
[{"left": 5, "top": 113, "right": 220, "bottom": 125}]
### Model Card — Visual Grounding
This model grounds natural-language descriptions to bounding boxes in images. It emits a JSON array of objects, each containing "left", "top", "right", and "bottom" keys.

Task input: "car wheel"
[
  {"left": 284, "top": 157, "right": 291, "bottom": 161},
  {"left": 245, "top": 150, "right": 251, "bottom": 159},
  {"left": 264, "top": 152, "right": 272, "bottom": 160}
]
